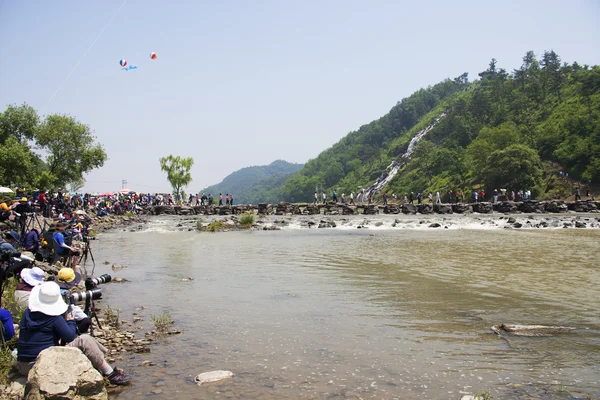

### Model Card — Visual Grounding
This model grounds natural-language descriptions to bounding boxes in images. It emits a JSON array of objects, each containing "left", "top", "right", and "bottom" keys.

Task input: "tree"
[
  {"left": 481, "top": 144, "right": 543, "bottom": 192},
  {"left": 0, "top": 103, "right": 39, "bottom": 144},
  {"left": 36, "top": 114, "right": 107, "bottom": 187},
  {"left": 0, "top": 137, "right": 39, "bottom": 186},
  {"left": 159, "top": 155, "right": 194, "bottom": 201}
]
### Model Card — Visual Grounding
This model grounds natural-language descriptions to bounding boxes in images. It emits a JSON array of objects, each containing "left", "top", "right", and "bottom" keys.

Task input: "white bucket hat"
[
  {"left": 28, "top": 282, "right": 68, "bottom": 316},
  {"left": 20, "top": 267, "right": 45, "bottom": 287}
]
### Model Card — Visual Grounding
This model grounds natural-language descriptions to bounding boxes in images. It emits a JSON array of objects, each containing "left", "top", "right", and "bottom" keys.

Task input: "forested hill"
[
  {"left": 200, "top": 160, "right": 303, "bottom": 204},
  {"left": 280, "top": 50, "right": 600, "bottom": 202}
]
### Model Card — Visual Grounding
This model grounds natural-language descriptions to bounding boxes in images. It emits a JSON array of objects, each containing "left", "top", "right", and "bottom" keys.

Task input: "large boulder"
[
  {"left": 402, "top": 204, "right": 417, "bottom": 214},
  {"left": 383, "top": 204, "right": 401, "bottom": 214},
  {"left": 433, "top": 204, "right": 453, "bottom": 214},
  {"left": 472, "top": 202, "right": 493, "bottom": 213},
  {"left": 495, "top": 201, "right": 518, "bottom": 213},
  {"left": 25, "top": 347, "right": 107, "bottom": 400},
  {"left": 416, "top": 203, "right": 433, "bottom": 214},
  {"left": 452, "top": 203, "right": 472, "bottom": 214}
]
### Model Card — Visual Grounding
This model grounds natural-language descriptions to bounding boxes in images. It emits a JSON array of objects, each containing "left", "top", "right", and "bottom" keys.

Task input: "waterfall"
[{"left": 362, "top": 112, "right": 446, "bottom": 199}]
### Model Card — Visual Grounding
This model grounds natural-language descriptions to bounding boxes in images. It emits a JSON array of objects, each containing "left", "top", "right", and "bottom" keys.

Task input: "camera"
[
  {"left": 85, "top": 274, "right": 111, "bottom": 289},
  {"left": 1, "top": 251, "right": 21, "bottom": 262},
  {"left": 69, "top": 288, "right": 102, "bottom": 304}
]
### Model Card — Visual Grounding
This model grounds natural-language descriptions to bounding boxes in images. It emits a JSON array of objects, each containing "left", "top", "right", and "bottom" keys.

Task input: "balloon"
[
  {"left": 119, "top": 59, "right": 127, "bottom": 67},
  {"left": 150, "top": 52, "right": 157, "bottom": 60}
]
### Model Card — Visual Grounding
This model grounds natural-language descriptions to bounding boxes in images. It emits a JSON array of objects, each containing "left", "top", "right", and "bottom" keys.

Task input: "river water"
[{"left": 89, "top": 215, "right": 600, "bottom": 399}]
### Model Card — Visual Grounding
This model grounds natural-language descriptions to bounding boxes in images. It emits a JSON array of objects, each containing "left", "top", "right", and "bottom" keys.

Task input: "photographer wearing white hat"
[{"left": 16, "top": 281, "right": 130, "bottom": 385}]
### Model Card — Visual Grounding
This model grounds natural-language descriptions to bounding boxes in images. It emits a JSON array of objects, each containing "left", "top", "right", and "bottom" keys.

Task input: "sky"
[{"left": 1, "top": 0, "right": 599, "bottom": 193}]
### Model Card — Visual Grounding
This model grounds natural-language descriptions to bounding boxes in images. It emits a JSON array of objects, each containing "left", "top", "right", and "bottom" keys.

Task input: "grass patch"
[
  {"left": 207, "top": 221, "right": 224, "bottom": 232},
  {"left": 1, "top": 277, "right": 26, "bottom": 322},
  {"left": 124, "top": 211, "right": 135, "bottom": 217},
  {"left": 196, "top": 218, "right": 203, "bottom": 231},
  {"left": 475, "top": 391, "right": 493, "bottom": 400},
  {"left": 150, "top": 312, "right": 173, "bottom": 333},
  {"left": 239, "top": 211, "right": 255, "bottom": 228},
  {"left": 0, "top": 339, "right": 18, "bottom": 385}
]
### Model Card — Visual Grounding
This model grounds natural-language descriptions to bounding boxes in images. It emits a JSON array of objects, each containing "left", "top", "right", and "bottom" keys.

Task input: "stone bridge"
[{"left": 145, "top": 200, "right": 599, "bottom": 216}]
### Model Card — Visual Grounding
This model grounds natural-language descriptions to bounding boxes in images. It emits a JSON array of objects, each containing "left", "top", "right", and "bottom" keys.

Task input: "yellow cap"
[{"left": 58, "top": 268, "right": 76, "bottom": 283}]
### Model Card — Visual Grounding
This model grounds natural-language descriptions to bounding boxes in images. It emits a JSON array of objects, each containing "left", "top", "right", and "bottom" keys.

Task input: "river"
[{"left": 89, "top": 215, "right": 600, "bottom": 399}]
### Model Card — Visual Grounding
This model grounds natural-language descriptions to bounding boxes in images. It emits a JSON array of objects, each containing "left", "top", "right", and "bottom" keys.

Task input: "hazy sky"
[{"left": 1, "top": 0, "right": 599, "bottom": 193}]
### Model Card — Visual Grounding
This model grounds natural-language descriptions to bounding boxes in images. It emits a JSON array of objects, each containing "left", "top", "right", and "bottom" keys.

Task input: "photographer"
[
  {"left": 14, "top": 197, "right": 31, "bottom": 236},
  {"left": 16, "top": 281, "right": 130, "bottom": 385},
  {"left": 14, "top": 266, "right": 45, "bottom": 307},
  {"left": 0, "top": 231, "right": 20, "bottom": 254},
  {"left": 52, "top": 222, "right": 80, "bottom": 268},
  {"left": 23, "top": 228, "right": 40, "bottom": 253}
]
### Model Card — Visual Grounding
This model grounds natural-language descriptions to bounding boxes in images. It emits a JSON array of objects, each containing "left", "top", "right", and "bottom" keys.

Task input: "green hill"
[
  {"left": 200, "top": 160, "right": 304, "bottom": 204},
  {"left": 279, "top": 50, "right": 599, "bottom": 202}
]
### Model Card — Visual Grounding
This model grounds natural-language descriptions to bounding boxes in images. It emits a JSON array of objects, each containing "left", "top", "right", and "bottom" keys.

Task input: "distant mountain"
[{"left": 200, "top": 160, "right": 304, "bottom": 203}]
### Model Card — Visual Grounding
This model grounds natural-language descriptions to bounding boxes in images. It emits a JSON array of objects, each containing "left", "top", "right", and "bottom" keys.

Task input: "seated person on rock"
[
  {"left": 16, "top": 281, "right": 130, "bottom": 385},
  {"left": 23, "top": 228, "right": 41, "bottom": 254},
  {"left": 14, "top": 266, "right": 46, "bottom": 308},
  {"left": 52, "top": 222, "right": 80, "bottom": 268}
]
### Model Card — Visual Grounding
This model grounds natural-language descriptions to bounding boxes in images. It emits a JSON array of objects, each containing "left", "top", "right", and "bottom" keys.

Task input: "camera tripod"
[
  {"left": 21, "top": 212, "right": 48, "bottom": 239},
  {"left": 78, "top": 238, "right": 96, "bottom": 277}
]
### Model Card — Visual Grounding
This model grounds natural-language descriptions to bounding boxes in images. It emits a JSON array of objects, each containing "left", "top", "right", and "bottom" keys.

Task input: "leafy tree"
[
  {"left": 0, "top": 137, "right": 39, "bottom": 186},
  {"left": 481, "top": 144, "right": 543, "bottom": 193},
  {"left": 0, "top": 103, "right": 39, "bottom": 144},
  {"left": 159, "top": 155, "right": 194, "bottom": 200},
  {"left": 36, "top": 114, "right": 107, "bottom": 187}
]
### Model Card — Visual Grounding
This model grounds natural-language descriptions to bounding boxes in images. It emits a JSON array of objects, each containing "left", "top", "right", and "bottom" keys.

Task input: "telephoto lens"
[
  {"left": 69, "top": 288, "right": 102, "bottom": 304},
  {"left": 85, "top": 274, "right": 112, "bottom": 289}
]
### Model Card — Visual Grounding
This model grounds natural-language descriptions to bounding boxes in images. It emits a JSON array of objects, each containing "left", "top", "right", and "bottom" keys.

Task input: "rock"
[
  {"left": 513, "top": 222, "right": 522, "bottom": 228},
  {"left": 111, "top": 264, "right": 127, "bottom": 271},
  {"left": 402, "top": 204, "right": 417, "bottom": 214},
  {"left": 507, "top": 217, "right": 516, "bottom": 224},
  {"left": 433, "top": 204, "right": 452, "bottom": 214},
  {"left": 575, "top": 221, "right": 586, "bottom": 228},
  {"left": 194, "top": 370, "right": 235, "bottom": 386},
  {"left": 25, "top": 347, "right": 107, "bottom": 400},
  {"left": 429, "top": 223, "right": 441, "bottom": 228},
  {"left": 472, "top": 202, "right": 493, "bottom": 213},
  {"left": 417, "top": 203, "right": 433, "bottom": 214},
  {"left": 452, "top": 203, "right": 472, "bottom": 214},
  {"left": 495, "top": 201, "right": 518, "bottom": 213},
  {"left": 141, "top": 360, "right": 155, "bottom": 367}
]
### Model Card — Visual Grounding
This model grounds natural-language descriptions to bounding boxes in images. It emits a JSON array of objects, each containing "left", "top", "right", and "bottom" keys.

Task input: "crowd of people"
[
  {"left": 1, "top": 187, "right": 131, "bottom": 386},
  {"left": 312, "top": 188, "right": 538, "bottom": 206}
]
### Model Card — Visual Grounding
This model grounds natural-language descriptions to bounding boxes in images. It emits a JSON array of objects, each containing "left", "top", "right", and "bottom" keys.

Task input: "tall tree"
[
  {"left": 36, "top": 114, "right": 107, "bottom": 187},
  {"left": 0, "top": 103, "right": 40, "bottom": 144},
  {"left": 159, "top": 155, "right": 194, "bottom": 201}
]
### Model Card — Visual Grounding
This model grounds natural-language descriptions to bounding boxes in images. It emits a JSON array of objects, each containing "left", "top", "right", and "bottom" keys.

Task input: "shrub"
[
  {"left": 151, "top": 312, "right": 173, "bottom": 333},
  {"left": 103, "top": 306, "right": 121, "bottom": 328},
  {"left": 207, "top": 221, "right": 224, "bottom": 232},
  {"left": 239, "top": 211, "right": 255, "bottom": 228}
]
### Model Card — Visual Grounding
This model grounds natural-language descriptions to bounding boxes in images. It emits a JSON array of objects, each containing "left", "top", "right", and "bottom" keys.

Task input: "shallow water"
[{"left": 89, "top": 216, "right": 600, "bottom": 399}]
